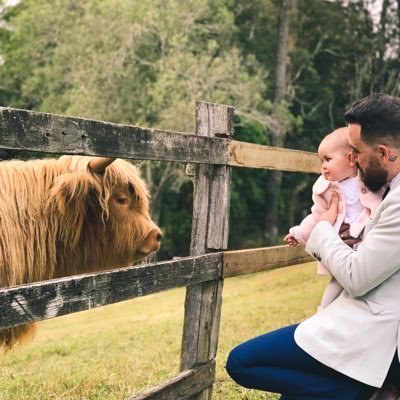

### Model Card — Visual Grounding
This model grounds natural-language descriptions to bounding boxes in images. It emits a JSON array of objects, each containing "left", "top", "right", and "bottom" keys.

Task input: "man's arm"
[{"left": 306, "top": 192, "right": 400, "bottom": 297}]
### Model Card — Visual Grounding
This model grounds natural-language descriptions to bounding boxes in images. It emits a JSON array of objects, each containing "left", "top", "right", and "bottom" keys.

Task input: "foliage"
[
  {"left": 156, "top": 114, "right": 272, "bottom": 258},
  {"left": 151, "top": 116, "right": 268, "bottom": 258},
  {"left": 0, "top": 0, "right": 399, "bottom": 396},
  {"left": 157, "top": 179, "right": 193, "bottom": 259},
  {"left": 229, "top": 115, "right": 270, "bottom": 249},
  {"left": 0, "top": 0, "right": 268, "bottom": 129},
  {"left": 231, "top": 0, "right": 400, "bottom": 239},
  {"left": 0, "top": 0, "right": 273, "bottom": 257},
  {"left": 1, "top": 0, "right": 400, "bottom": 253}
]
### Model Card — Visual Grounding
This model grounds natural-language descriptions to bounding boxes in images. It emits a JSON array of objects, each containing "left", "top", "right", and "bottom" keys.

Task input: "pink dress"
[{"left": 289, "top": 173, "right": 384, "bottom": 308}]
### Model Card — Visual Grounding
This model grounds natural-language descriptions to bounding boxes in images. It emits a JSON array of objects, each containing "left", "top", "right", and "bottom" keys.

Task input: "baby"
[{"left": 284, "top": 127, "right": 385, "bottom": 308}]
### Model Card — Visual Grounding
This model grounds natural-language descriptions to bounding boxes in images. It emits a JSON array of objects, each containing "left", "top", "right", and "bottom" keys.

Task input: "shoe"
[{"left": 369, "top": 384, "right": 400, "bottom": 400}]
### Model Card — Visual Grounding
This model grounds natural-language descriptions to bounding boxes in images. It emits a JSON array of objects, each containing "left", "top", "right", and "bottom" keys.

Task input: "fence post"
[{"left": 180, "top": 101, "right": 234, "bottom": 399}]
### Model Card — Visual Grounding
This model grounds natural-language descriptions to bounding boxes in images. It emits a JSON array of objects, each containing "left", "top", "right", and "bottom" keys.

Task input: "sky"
[
  {"left": 3, "top": 0, "right": 20, "bottom": 6},
  {"left": 0, "top": 0, "right": 18, "bottom": 15}
]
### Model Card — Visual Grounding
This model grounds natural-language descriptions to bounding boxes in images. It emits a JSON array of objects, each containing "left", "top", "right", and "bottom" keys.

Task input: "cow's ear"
[{"left": 49, "top": 172, "right": 98, "bottom": 245}]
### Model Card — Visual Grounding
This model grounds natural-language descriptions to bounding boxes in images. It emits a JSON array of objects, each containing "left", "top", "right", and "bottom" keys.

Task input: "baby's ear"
[{"left": 347, "top": 151, "right": 355, "bottom": 167}]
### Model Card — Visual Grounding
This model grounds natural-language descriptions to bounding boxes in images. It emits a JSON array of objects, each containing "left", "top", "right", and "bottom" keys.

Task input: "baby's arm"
[
  {"left": 287, "top": 207, "right": 320, "bottom": 245},
  {"left": 286, "top": 176, "right": 333, "bottom": 245},
  {"left": 284, "top": 233, "right": 299, "bottom": 247}
]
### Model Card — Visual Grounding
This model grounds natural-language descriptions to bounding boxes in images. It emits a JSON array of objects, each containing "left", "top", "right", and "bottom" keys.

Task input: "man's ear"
[{"left": 378, "top": 145, "right": 392, "bottom": 163}]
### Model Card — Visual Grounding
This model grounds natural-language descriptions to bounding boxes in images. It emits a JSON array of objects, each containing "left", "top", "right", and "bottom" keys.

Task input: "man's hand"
[
  {"left": 317, "top": 195, "right": 360, "bottom": 248},
  {"left": 339, "top": 223, "right": 360, "bottom": 248},
  {"left": 317, "top": 191, "right": 340, "bottom": 225}
]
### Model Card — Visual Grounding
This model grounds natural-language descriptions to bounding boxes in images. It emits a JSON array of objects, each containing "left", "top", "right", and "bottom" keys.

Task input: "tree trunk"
[
  {"left": 375, "top": 0, "right": 390, "bottom": 91},
  {"left": 274, "top": 0, "right": 291, "bottom": 104},
  {"left": 397, "top": 0, "right": 400, "bottom": 30},
  {"left": 263, "top": 0, "right": 291, "bottom": 245}
]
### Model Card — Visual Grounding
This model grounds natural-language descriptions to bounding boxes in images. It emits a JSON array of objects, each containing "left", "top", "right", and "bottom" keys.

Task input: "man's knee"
[{"left": 226, "top": 346, "right": 246, "bottom": 384}]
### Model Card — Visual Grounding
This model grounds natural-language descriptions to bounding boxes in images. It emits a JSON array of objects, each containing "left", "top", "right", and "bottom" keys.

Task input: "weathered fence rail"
[
  {"left": 0, "top": 253, "right": 223, "bottom": 330},
  {"left": 0, "top": 101, "right": 319, "bottom": 400},
  {"left": 0, "top": 106, "right": 319, "bottom": 172},
  {"left": 129, "top": 361, "right": 216, "bottom": 400},
  {"left": 223, "top": 245, "right": 314, "bottom": 278},
  {"left": 0, "top": 244, "right": 312, "bottom": 328}
]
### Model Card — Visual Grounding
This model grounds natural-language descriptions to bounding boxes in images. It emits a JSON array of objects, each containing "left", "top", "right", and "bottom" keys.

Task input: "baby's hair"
[{"left": 321, "top": 127, "right": 350, "bottom": 154}]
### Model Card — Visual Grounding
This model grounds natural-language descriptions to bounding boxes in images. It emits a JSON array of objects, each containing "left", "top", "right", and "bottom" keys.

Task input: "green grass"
[{"left": 0, "top": 262, "right": 328, "bottom": 400}]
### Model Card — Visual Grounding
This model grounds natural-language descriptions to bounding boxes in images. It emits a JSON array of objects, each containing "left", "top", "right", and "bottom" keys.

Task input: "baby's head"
[{"left": 318, "top": 127, "right": 357, "bottom": 182}]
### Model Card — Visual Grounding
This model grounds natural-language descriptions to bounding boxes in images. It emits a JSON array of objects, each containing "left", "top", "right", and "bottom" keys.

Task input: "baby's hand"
[{"left": 284, "top": 233, "right": 299, "bottom": 247}]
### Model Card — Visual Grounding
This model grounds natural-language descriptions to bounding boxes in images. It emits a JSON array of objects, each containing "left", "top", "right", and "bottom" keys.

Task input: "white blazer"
[{"left": 295, "top": 177, "right": 400, "bottom": 388}]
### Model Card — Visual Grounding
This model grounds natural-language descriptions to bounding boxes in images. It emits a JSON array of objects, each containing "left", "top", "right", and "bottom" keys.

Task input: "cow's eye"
[{"left": 116, "top": 194, "right": 129, "bottom": 205}]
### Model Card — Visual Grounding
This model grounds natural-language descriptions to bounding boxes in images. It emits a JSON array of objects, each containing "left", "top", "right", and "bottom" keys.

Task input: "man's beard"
[{"left": 357, "top": 156, "right": 388, "bottom": 192}]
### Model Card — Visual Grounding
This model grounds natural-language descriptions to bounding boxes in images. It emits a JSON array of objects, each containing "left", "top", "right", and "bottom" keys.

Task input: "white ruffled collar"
[{"left": 339, "top": 175, "right": 359, "bottom": 205}]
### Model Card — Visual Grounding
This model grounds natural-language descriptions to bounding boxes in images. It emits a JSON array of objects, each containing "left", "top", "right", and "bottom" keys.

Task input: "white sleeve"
[{"left": 306, "top": 196, "right": 400, "bottom": 297}]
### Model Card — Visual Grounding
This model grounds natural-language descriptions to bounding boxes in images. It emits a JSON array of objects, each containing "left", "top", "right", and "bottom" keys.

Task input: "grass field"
[{"left": 0, "top": 262, "right": 328, "bottom": 400}]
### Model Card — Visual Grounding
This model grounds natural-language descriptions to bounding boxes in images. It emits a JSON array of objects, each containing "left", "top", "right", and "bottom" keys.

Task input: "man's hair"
[{"left": 344, "top": 93, "right": 400, "bottom": 146}]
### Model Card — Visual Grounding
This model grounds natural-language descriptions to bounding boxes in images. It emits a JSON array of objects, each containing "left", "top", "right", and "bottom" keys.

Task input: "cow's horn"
[{"left": 88, "top": 157, "right": 116, "bottom": 173}]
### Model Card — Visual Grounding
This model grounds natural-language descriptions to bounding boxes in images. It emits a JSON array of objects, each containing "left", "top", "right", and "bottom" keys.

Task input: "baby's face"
[{"left": 318, "top": 139, "right": 357, "bottom": 182}]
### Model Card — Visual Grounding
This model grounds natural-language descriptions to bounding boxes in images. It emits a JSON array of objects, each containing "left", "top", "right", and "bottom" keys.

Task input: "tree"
[
  {"left": 232, "top": 0, "right": 400, "bottom": 243},
  {"left": 350, "top": 0, "right": 400, "bottom": 97},
  {"left": 3, "top": 0, "right": 400, "bottom": 254},
  {"left": 0, "top": 0, "right": 271, "bottom": 257},
  {"left": 262, "top": 0, "right": 292, "bottom": 245},
  {"left": 229, "top": 115, "right": 270, "bottom": 249}
]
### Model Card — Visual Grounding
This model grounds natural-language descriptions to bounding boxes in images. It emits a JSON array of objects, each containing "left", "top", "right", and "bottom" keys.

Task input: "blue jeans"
[{"left": 226, "top": 324, "right": 383, "bottom": 400}]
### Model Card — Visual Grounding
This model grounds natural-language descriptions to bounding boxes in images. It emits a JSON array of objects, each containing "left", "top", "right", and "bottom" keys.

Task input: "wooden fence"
[{"left": 0, "top": 102, "right": 319, "bottom": 400}]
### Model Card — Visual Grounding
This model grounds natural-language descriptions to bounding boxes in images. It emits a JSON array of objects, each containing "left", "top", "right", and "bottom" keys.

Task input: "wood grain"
[
  {"left": 0, "top": 253, "right": 222, "bottom": 329},
  {"left": 223, "top": 245, "right": 314, "bottom": 278},
  {"left": 129, "top": 361, "right": 215, "bottom": 400}
]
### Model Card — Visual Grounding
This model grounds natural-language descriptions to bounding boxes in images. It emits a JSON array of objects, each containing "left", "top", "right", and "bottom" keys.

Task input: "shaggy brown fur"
[{"left": 0, "top": 155, "right": 161, "bottom": 350}]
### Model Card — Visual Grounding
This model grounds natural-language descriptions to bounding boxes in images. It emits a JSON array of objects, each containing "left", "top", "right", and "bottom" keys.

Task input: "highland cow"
[{"left": 0, "top": 155, "right": 162, "bottom": 350}]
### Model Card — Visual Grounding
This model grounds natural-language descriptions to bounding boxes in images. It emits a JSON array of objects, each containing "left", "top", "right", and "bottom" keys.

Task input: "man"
[{"left": 226, "top": 93, "right": 400, "bottom": 399}]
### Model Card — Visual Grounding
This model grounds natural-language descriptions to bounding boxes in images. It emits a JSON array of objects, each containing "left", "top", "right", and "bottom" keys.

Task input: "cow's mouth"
[{"left": 135, "top": 228, "right": 162, "bottom": 260}]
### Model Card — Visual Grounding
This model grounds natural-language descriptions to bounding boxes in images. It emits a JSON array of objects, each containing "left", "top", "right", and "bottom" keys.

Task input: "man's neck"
[{"left": 388, "top": 172, "right": 400, "bottom": 189}]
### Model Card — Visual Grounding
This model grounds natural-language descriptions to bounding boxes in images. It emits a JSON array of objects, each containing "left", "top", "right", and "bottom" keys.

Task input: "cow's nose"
[{"left": 134, "top": 226, "right": 163, "bottom": 259}]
